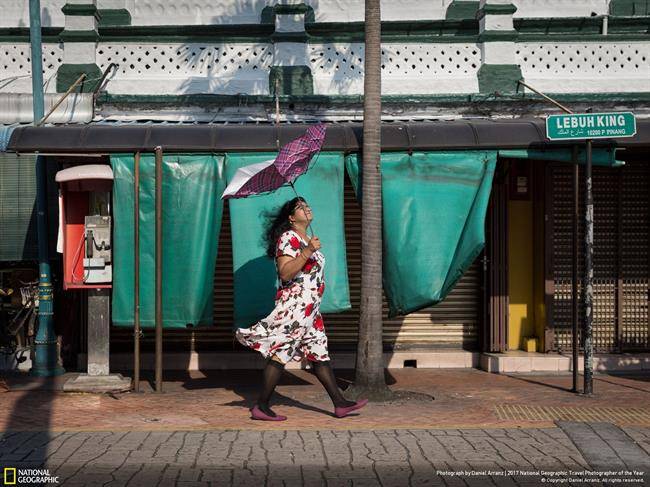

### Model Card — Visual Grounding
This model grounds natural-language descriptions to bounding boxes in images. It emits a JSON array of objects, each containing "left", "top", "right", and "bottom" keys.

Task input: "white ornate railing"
[
  {"left": 97, "top": 43, "right": 273, "bottom": 94},
  {"left": 517, "top": 42, "right": 650, "bottom": 93},
  {"left": 0, "top": 43, "right": 63, "bottom": 94},
  {"left": 309, "top": 43, "right": 480, "bottom": 95}
]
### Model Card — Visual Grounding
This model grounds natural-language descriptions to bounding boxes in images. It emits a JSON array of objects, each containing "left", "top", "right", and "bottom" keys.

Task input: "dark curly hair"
[{"left": 263, "top": 197, "right": 306, "bottom": 259}]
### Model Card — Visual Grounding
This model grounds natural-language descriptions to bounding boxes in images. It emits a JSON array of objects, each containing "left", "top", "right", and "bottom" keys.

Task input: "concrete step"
[
  {"left": 480, "top": 351, "right": 650, "bottom": 373},
  {"left": 8, "top": 350, "right": 650, "bottom": 373},
  {"left": 77, "top": 350, "right": 480, "bottom": 371}
]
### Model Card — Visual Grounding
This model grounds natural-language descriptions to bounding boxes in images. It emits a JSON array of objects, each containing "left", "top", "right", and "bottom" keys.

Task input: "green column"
[{"left": 29, "top": 0, "right": 64, "bottom": 376}]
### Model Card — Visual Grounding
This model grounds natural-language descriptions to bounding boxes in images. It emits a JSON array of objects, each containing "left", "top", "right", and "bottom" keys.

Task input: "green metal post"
[{"left": 29, "top": 0, "right": 64, "bottom": 376}]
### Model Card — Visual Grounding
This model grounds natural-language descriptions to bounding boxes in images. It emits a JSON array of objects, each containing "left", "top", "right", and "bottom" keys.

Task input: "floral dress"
[{"left": 235, "top": 229, "right": 330, "bottom": 364}]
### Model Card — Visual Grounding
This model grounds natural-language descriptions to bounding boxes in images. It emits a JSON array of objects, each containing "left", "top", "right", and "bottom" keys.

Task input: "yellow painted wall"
[
  {"left": 508, "top": 199, "right": 535, "bottom": 350},
  {"left": 532, "top": 166, "right": 546, "bottom": 350}
]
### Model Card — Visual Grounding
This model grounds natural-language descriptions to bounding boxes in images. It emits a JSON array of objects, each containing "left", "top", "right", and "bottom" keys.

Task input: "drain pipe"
[
  {"left": 29, "top": 0, "right": 64, "bottom": 376},
  {"left": 92, "top": 63, "right": 118, "bottom": 119}
]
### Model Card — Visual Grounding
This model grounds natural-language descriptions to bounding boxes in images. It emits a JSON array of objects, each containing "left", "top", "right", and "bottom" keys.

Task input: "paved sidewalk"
[
  {"left": 1, "top": 369, "right": 650, "bottom": 431},
  {"left": 1, "top": 369, "right": 649, "bottom": 485},
  {"left": 1, "top": 426, "right": 648, "bottom": 486}
]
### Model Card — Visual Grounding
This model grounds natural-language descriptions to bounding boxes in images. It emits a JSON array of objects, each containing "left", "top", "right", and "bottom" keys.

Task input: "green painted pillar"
[
  {"left": 57, "top": 2, "right": 101, "bottom": 93},
  {"left": 476, "top": 1, "right": 521, "bottom": 95},
  {"left": 268, "top": 4, "right": 314, "bottom": 96},
  {"left": 29, "top": 0, "right": 65, "bottom": 376}
]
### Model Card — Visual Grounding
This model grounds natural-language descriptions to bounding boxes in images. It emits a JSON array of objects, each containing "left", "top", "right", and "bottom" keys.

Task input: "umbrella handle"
[{"left": 275, "top": 79, "right": 280, "bottom": 151}]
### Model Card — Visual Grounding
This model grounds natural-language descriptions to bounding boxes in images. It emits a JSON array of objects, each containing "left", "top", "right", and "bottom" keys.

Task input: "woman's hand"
[
  {"left": 307, "top": 236, "right": 321, "bottom": 252},
  {"left": 277, "top": 236, "right": 321, "bottom": 282}
]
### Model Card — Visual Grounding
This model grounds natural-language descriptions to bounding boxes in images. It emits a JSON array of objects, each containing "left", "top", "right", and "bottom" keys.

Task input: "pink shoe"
[
  {"left": 335, "top": 399, "right": 369, "bottom": 418},
  {"left": 250, "top": 405, "right": 287, "bottom": 421}
]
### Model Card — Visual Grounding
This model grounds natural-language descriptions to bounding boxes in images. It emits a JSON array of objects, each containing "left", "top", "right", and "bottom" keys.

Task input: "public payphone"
[{"left": 55, "top": 165, "right": 113, "bottom": 290}]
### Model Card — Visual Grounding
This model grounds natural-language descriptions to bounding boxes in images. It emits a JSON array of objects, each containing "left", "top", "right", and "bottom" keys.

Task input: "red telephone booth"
[{"left": 55, "top": 165, "right": 113, "bottom": 290}]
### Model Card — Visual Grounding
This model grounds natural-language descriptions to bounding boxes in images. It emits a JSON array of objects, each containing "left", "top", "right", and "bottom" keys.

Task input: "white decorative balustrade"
[
  {"left": 309, "top": 43, "right": 480, "bottom": 95},
  {"left": 517, "top": 42, "right": 650, "bottom": 93},
  {"left": 0, "top": 43, "right": 63, "bottom": 94},
  {"left": 97, "top": 43, "right": 273, "bottom": 95}
]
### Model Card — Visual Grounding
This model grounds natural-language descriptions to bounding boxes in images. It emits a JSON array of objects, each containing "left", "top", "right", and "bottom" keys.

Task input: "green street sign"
[{"left": 546, "top": 112, "right": 636, "bottom": 140}]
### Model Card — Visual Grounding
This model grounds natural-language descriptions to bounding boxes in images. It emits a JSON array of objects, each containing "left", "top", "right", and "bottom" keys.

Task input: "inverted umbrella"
[{"left": 221, "top": 123, "right": 326, "bottom": 200}]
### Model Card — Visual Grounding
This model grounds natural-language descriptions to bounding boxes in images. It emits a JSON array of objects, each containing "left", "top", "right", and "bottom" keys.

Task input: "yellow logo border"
[{"left": 3, "top": 467, "right": 17, "bottom": 485}]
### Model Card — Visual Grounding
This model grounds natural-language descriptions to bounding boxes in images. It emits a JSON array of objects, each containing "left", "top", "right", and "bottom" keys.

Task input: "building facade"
[{"left": 1, "top": 0, "right": 649, "bottom": 370}]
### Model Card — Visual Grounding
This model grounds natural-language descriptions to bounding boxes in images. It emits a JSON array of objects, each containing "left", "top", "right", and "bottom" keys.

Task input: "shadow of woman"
[{"left": 182, "top": 366, "right": 336, "bottom": 416}]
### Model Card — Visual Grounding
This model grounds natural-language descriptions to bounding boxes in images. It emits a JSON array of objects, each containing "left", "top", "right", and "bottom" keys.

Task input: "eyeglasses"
[{"left": 295, "top": 203, "right": 311, "bottom": 211}]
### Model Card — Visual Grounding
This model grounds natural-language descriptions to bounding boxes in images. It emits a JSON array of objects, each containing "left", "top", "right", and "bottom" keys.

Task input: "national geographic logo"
[
  {"left": 3, "top": 467, "right": 59, "bottom": 485},
  {"left": 3, "top": 469, "right": 15, "bottom": 485}
]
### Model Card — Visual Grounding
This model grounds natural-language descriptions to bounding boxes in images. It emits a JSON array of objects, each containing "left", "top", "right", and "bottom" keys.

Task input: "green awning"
[
  {"left": 346, "top": 151, "right": 497, "bottom": 317},
  {"left": 111, "top": 153, "right": 225, "bottom": 328},
  {"left": 498, "top": 147, "right": 623, "bottom": 166},
  {"left": 225, "top": 152, "right": 351, "bottom": 328}
]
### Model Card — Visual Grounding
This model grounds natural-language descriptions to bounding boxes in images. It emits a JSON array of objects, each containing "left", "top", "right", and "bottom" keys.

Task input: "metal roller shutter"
[
  {"left": 111, "top": 175, "right": 482, "bottom": 352},
  {"left": 550, "top": 160, "right": 650, "bottom": 352},
  {"left": 620, "top": 160, "right": 650, "bottom": 350},
  {"left": 0, "top": 154, "right": 58, "bottom": 261}
]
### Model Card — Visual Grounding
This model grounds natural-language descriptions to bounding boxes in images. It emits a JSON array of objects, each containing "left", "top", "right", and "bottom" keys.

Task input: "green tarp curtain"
[
  {"left": 111, "top": 153, "right": 225, "bottom": 328},
  {"left": 346, "top": 151, "right": 497, "bottom": 317},
  {"left": 225, "top": 152, "right": 351, "bottom": 328},
  {"left": 498, "top": 148, "right": 623, "bottom": 167}
]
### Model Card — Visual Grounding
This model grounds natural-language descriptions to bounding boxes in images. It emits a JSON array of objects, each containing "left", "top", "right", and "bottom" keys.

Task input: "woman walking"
[{"left": 236, "top": 197, "right": 368, "bottom": 421}]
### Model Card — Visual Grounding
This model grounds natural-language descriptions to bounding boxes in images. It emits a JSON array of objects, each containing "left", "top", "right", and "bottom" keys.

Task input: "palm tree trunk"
[{"left": 348, "top": 0, "right": 392, "bottom": 400}]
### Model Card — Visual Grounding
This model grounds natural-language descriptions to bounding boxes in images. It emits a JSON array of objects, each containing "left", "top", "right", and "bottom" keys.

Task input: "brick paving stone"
[
  {"left": 557, "top": 421, "right": 650, "bottom": 471},
  {"left": 199, "top": 467, "right": 233, "bottom": 483},
  {"left": 2, "top": 369, "right": 650, "bottom": 485},
  {"left": 621, "top": 426, "right": 650, "bottom": 456}
]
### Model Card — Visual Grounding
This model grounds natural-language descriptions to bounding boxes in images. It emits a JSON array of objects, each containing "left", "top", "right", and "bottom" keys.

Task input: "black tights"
[
  {"left": 257, "top": 359, "right": 285, "bottom": 417},
  {"left": 257, "top": 358, "right": 355, "bottom": 416},
  {"left": 311, "top": 360, "right": 355, "bottom": 409}
]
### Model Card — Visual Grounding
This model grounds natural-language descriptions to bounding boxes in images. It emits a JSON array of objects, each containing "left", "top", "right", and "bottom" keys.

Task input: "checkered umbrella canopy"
[{"left": 221, "top": 123, "right": 326, "bottom": 199}]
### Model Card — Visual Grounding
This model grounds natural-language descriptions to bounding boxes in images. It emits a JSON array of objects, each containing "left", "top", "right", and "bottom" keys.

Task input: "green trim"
[
  {"left": 305, "top": 19, "right": 479, "bottom": 42},
  {"left": 610, "top": 0, "right": 650, "bottom": 16},
  {"left": 96, "top": 24, "right": 273, "bottom": 42},
  {"left": 0, "top": 27, "right": 63, "bottom": 42},
  {"left": 478, "top": 30, "right": 518, "bottom": 42},
  {"left": 59, "top": 30, "right": 99, "bottom": 42},
  {"left": 261, "top": 4, "right": 315, "bottom": 24},
  {"left": 271, "top": 32, "right": 309, "bottom": 43},
  {"left": 260, "top": 6, "right": 274, "bottom": 24},
  {"left": 0, "top": 18, "right": 648, "bottom": 44},
  {"left": 97, "top": 9, "right": 131, "bottom": 27},
  {"left": 96, "top": 92, "right": 650, "bottom": 106},
  {"left": 56, "top": 63, "right": 102, "bottom": 93},
  {"left": 477, "top": 4, "right": 517, "bottom": 20},
  {"left": 515, "top": 17, "right": 599, "bottom": 34},
  {"left": 269, "top": 66, "right": 313, "bottom": 96},
  {"left": 515, "top": 16, "right": 650, "bottom": 35},
  {"left": 445, "top": 1, "right": 479, "bottom": 20},
  {"left": 94, "top": 20, "right": 480, "bottom": 43},
  {"left": 61, "top": 3, "right": 98, "bottom": 16},
  {"left": 274, "top": 3, "right": 312, "bottom": 15},
  {"left": 517, "top": 33, "right": 650, "bottom": 41},
  {"left": 477, "top": 64, "right": 522, "bottom": 94}
]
